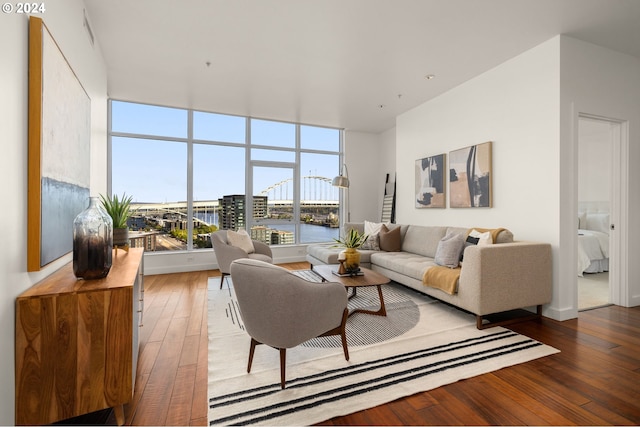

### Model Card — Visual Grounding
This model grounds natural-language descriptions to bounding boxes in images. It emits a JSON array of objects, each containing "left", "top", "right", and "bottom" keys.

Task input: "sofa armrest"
[{"left": 459, "top": 241, "right": 552, "bottom": 315}]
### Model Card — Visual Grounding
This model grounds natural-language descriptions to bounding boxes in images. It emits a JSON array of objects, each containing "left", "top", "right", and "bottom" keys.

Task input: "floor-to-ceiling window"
[{"left": 109, "top": 100, "right": 342, "bottom": 251}]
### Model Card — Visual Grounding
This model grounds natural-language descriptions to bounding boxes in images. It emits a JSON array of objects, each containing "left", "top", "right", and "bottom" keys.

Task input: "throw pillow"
[
  {"left": 459, "top": 235, "right": 478, "bottom": 263},
  {"left": 578, "top": 212, "right": 587, "bottom": 229},
  {"left": 379, "top": 224, "right": 401, "bottom": 252},
  {"left": 361, "top": 233, "right": 381, "bottom": 251},
  {"left": 364, "top": 220, "right": 387, "bottom": 236},
  {"left": 585, "top": 213, "right": 610, "bottom": 234},
  {"left": 468, "top": 229, "right": 493, "bottom": 246},
  {"left": 226, "top": 229, "right": 255, "bottom": 254},
  {"left": 435, "top": 233, "right": 465, "bottom": 268}
]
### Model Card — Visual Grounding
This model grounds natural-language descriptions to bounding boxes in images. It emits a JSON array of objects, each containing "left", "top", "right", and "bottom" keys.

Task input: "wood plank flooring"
[{"left": 112, "top": 264, "right": 640, "bottom": 426}]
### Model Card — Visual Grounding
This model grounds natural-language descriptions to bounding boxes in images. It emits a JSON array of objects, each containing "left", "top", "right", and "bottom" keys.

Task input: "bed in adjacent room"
[{"left": 577, "top": 207, "right": 610, "bottom": 277}]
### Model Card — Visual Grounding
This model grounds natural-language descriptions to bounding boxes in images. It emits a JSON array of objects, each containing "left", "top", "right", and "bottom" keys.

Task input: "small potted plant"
[
  {"left": 333, "top": 228, "right": 368, "bottom": 273},
  {"left": 100, "top": 193, "right": 133, "bottom": 247}
]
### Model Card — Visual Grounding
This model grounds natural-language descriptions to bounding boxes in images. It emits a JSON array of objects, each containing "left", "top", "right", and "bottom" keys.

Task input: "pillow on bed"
[
  {"left": 578, "top": 212, "right": 587, "bottom": 229},
  {"left": 585, "top": 213, "right": 609, "bottom": 234}
]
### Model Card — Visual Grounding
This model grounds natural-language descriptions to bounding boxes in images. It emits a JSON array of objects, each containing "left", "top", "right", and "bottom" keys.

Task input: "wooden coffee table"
[{"left": 312, "top": 265, "right": 391, "bottom": 316}]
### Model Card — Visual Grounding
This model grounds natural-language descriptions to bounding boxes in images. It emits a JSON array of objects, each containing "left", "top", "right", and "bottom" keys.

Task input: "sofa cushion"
[
  {"left": 402, "top": 225, "right": 448, "bottom": 258},
  {"left": 370, "top": 251, "right": 437, "bottom": 281},
  {"left": 306, "top": 243, "right": 376, "bottom": 265},
  {"left": 434, "top": 233, "right": 465, "bottom": 268},
  {"left": 379, "top": 224, "right": 401, "bottom": 251}
]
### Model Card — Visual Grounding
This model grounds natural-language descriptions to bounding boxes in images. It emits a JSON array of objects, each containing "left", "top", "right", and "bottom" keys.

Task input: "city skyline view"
[{"left": 109, "top": 100, "right": 344, "bottom": 249}]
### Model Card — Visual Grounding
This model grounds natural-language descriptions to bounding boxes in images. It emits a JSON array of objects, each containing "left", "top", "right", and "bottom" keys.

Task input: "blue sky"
[{"left": 110, "top": 101, "right": 340, "bottom": 203}]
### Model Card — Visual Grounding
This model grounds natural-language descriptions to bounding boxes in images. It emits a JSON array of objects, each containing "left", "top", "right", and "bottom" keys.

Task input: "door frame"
[{"left": 577, "top": 113, "right": 629, "bottom": 307}]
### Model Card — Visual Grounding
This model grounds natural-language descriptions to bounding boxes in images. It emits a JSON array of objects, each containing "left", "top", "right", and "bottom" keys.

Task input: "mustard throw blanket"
[
  {"left": 422, "top": 227, "right": 506, "bottom": 295},
  {"left": 422, "top": 266, "right": 461, "bottom": 295}
]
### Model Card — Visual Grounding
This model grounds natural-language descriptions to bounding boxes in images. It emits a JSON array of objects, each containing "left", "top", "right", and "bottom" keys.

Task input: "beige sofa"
[{"left": 306, "top": 222, "right": 552, "bottom": 328}]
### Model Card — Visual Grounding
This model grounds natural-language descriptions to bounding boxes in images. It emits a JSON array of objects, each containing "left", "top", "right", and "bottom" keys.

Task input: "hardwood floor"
[{"left": 115, "top": 264, "right": 640, "bottom": 426}]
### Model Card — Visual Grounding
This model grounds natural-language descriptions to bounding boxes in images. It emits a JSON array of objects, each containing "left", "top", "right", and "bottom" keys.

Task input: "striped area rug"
[{"left": 208, "top": 276, "right": 558, "bottom": 426}]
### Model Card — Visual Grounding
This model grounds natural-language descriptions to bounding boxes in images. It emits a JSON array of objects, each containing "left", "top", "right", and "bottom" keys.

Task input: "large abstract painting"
[
  {"left": 415, "top": 154, "right": 446, "bottom": 208},
  {"left": 449, "top": 141, "right": 492, "bottom": 208},
  {"left": 28, "top": 17, "right": 90, "bottom": 271}
]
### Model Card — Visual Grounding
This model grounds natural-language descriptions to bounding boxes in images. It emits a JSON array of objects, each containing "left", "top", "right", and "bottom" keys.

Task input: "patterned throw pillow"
[
  {"left": 468, "top": 229, "right": 493, "bottom": 245},
  {"left": 361, "top": 233, "right": 380, "bottom": 250},
  {"left": 226, "top": 229, "right": 255, "bottom": 254},
  {"left": 435, "top": 233, "right": 465, "bottom": 268},
  {"left": 460, "top": 229, "right": 493, "bottom": 262}
]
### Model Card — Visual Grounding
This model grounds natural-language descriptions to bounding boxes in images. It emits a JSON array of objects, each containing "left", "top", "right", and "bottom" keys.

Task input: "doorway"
[{"left": 577, "top": 115, "right": 626, "bottom": 310}]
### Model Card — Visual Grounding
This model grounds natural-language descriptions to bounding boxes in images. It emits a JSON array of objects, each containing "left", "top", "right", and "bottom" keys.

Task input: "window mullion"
[
  {"left": 246, "top": 117, "right": 253, "bottom": 231},
  {"left": 187, "top": 109, "right": 194, "bottom": 250}
]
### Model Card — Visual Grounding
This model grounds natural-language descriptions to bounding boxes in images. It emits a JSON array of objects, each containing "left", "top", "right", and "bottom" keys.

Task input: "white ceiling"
[{"left": 84, "top": 0, "right": 640, "bottom": 133}]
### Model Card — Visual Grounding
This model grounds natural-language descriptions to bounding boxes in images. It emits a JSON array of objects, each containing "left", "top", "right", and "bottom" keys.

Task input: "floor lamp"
[{"left": 332, "top": 164, "right": 350, "bottom": 222}]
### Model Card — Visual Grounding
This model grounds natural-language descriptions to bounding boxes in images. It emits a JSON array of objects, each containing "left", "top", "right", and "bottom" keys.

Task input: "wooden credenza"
[{"left": 15, "top": 248, "right": 144, "bottom": 425}]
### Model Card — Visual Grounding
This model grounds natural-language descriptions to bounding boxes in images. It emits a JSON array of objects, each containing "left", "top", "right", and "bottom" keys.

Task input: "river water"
[{"left": 196, "top": 212, "right": 338, "bottom": 243}]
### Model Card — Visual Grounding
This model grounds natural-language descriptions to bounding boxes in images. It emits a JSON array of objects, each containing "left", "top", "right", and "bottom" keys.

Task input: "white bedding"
[{"left": 577, "top": 229, "right": 609, "bottom": 276}]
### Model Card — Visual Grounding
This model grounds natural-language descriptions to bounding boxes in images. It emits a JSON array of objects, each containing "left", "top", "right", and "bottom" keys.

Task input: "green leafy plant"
[
  {"left": 333, "top": 228, "right": 369, "bottom": 249},
  {"left": 100, "top": 193, "right": 133, "bottom": 229}
]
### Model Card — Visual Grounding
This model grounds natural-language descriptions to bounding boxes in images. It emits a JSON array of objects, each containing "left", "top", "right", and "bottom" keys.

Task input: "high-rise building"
[
  {"left": 270, "top": 229, "right": 294, "bottom": 245},
  {"left": 218, "top": 195, "right": 268, "bottom": 231}
]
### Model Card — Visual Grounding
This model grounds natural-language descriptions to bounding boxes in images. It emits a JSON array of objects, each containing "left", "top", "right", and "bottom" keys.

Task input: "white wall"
[
  {"left": 396, "top": 38, "right": 561, "bottom": 277},
  {"left": 0, "top": 1, "right": 107, "bottom": 424},
  {"left": 378, "top": 126, "right": 397, "bottom": 217},
  {"left": 397, "top": 37, "right": 563, "bottom": 318},
  {"left": 559, "top": 36, "right": 640, "bottom": 309},
  {"left": 396, "top": 35, "right": 640, "bottom": 321},
  {"left": 578, "top": 118, "right": 611, "bottom": 203},
  {"left": 343, "top": 130, "right": 386, "bottom": 223}
]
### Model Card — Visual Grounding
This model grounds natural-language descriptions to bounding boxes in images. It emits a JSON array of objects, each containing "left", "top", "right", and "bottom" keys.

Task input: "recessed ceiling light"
[{"left": 424, "top": 74, "right": 435, "bottom": 80}]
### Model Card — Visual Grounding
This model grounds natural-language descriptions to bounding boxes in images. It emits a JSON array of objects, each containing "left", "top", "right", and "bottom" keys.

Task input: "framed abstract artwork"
[
  {"left": 415, "top": 153, "right": 446, "bottom": 208},
  {"left": 449, "top": 141, "right": 492, "bottom": 208},
  {"left": 28, "top": 17, "right": 91, "bottom": 271}
]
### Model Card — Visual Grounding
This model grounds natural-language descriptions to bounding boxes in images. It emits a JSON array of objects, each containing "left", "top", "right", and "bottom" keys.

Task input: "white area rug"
[{"left": 207, "top": 276, "right": 559, "bottom": 426}]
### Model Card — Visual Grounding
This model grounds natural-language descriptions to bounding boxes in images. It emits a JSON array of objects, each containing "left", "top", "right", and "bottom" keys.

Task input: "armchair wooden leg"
[
  {"left": 279, "top": 348, "right": 287, "bottom": 389},
  {"left": 319, "top": 308, "right": 350, "bottom": 362},
  {"left": 340, "top": 308, "right": 349, "bottom": 361},
  {"left": 248, "top": 338, "right": 259, "bottom": 373},
  {"left": 220, "top": 273, "right": 229, "bottom": 289}
]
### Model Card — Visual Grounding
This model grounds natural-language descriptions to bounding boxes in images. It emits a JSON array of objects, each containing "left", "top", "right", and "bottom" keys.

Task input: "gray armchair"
[
  {"left": 229, "top": 258, "right": 349, "bottom": 389},
  {"left": 211, "top": 230, "right": 273, "bottom": 289}
]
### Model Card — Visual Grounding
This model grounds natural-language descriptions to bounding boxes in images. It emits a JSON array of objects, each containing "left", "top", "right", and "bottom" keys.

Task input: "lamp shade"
[{"left": 332, "top": 175, "right": 350, "bottom": 188}]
